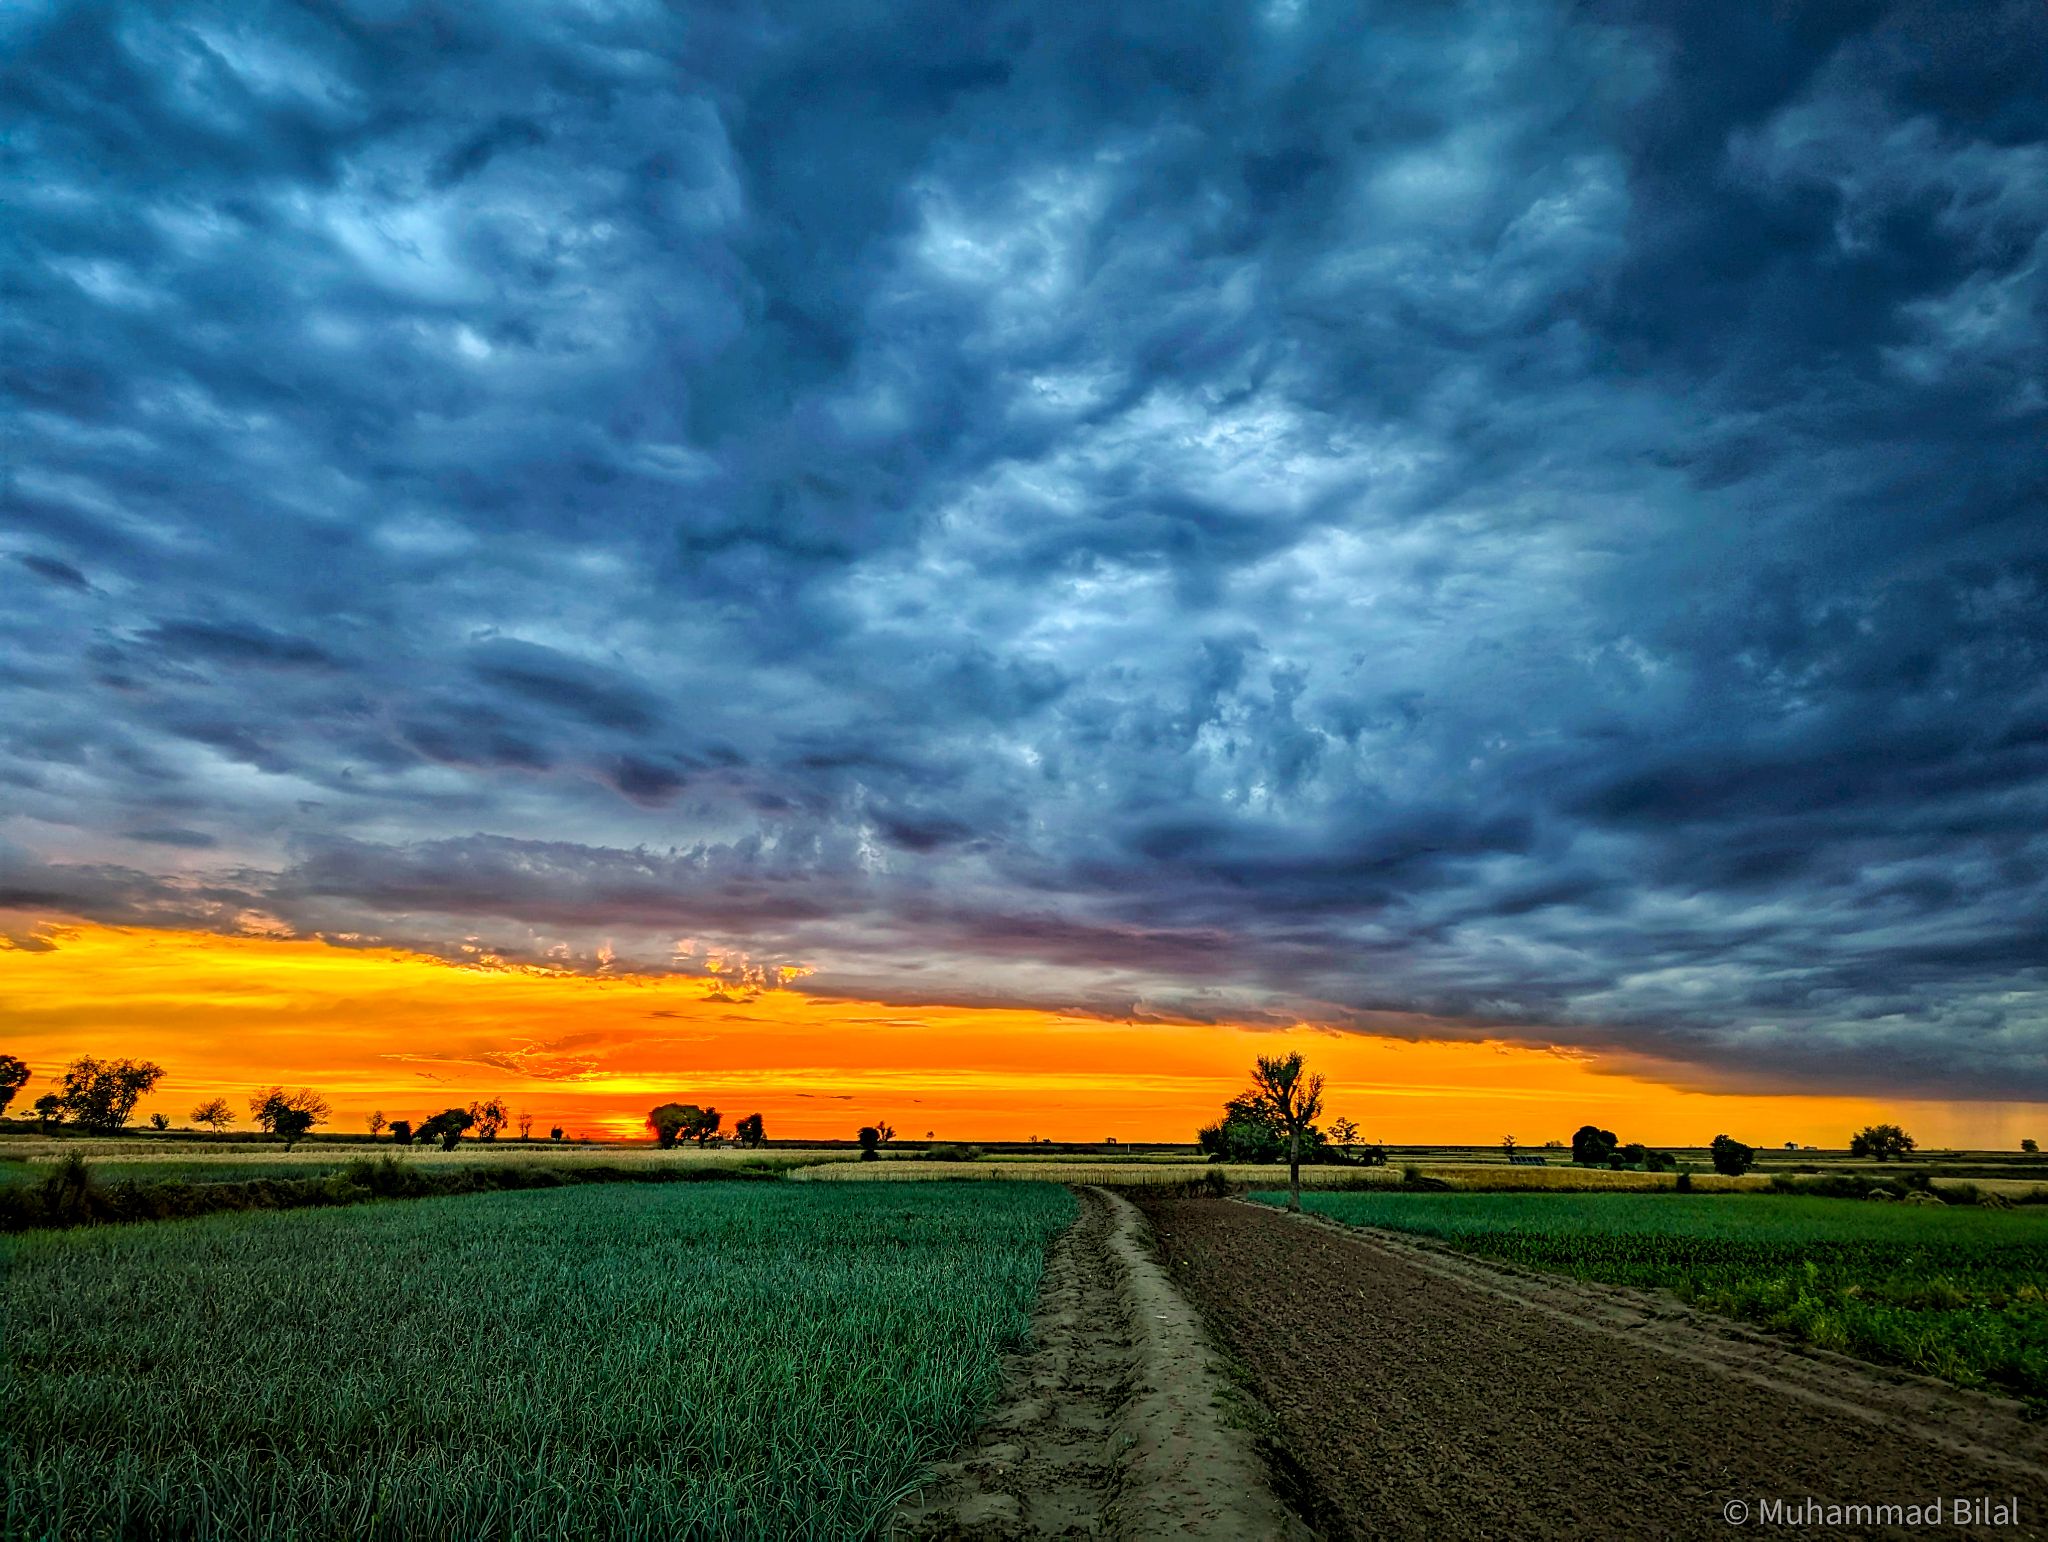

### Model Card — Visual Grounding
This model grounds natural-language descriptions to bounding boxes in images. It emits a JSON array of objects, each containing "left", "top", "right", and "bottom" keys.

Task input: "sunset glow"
[{"left": 5, "top": 919, "right": 2037, "bottom": 1149}]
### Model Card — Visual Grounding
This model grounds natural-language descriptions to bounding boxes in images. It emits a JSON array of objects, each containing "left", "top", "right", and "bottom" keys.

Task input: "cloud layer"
[{"left": 5, "top": 0, "right": 2046, "bottom": 1097}]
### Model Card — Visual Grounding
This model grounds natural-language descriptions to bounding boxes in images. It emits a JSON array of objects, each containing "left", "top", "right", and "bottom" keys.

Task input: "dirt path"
[
  {"left": 1138, "top": 1194, "right": 2048, "bottom": 1540},
  {"left": 896, "top": 1187, "right": 1301, "bottom": 1540}
]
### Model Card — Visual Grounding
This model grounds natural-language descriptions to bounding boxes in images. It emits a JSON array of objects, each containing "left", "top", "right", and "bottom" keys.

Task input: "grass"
[
  {"left": 2, "top": 1179, "right": 1074, "bottom": 1541},
  {"left": 1271, "top": 1190, "right": 2048, "bottom": 1399}
]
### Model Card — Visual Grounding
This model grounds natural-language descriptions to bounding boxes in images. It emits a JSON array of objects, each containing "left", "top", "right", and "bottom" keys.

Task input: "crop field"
[
  {"left": 0, "top": 1143, "right": 856, "bottom": 1190},
  {"left": 1276, "top": 1190, "right": 2048, "bottom": 1398},
  {"left": 797, "top": 1158, "right": 1767, "bottom": 1192},
  {"left": 2, "top": 1179, "right": 1074, "bottom": 1541}
]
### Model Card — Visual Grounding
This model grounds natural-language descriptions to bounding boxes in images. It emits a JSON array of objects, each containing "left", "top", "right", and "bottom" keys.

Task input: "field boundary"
[
  {"left": 1094, "top": 1188, "right": 1311, "bottom": 1541},
  {"left": 1250, "top": 1197, "right": 2048, "bottom": 1484}
]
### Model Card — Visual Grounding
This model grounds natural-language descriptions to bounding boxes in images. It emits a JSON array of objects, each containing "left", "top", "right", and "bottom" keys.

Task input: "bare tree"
[
  {"left": 517, "top": 1110, "right": 533, "bottom": 1140},
  {"left": 1249, "top": 1052, "right": 1325, "bottom": 1213},
  {"left": 1329, "top": 1116, "right": 1359, "bottom": 1148},
  {"left": 1502, "top": 1133, "right": 1517, "bottom": 1157},
  {"left": 190, "top": 1096, "right": 234, "bottom": 1133},
  {"left": 368, "top": 1110, "right": 387, "bottom": 1138}
]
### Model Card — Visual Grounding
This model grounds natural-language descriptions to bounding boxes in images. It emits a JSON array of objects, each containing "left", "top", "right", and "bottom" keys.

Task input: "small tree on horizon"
[
  {"left": 549, "top": 1125, "right": 564, "bottom": 1142},
  {"left": 469, "top": 1098, "right": 509, "bottom": 1142},
  {"left": 191, "top": 1096, "right": 234, "bottom": 1133},
  {"left": 857, "top": 1125, "right": 882, "bottom": 1161},
  {"left": 1502, "top": 1133, "right": 1518, "bottom": 1157},
  {"left": 250, "top": 1087, "right": 330, "bottom": 1144},
  {"left": 419, "top": 1108, "right": 473, "bottom": 1151},
  {"left": 517, "top": 1111, "right": 534, "bottom": 1141},
  {"left": 1849, "top": 1123, "right": 1916, "bottom": 1162},
  {"left": 149, "top": 1112, "right": 170, "bottom": 1131},
  {"left": 1249, "top": 1052, "right": 1325, "bottom": 1213},
  {"left": 735, "top": 1112, "right": 766, "bottom": 1148},
  {"left": 0, "top": 1053, "right": 29, "bottom": 1117},
  {"left": 368, "top": 1109, "right": 387, "bottom": 1138},
  {"left": 1709, "top": 1134, "right": 1756, "bottom": 1176},
  {"left": 388, "top": 1118, "right": 412, "bottom": 1146},
  {"left": 1328, "top": 1116, "right": 1360, "bottom": 1147},
  {"left": 2025, "top": 1138, "right": 2040, "bottom": 1154},
  {"left": 33, "top": 1093, "right": 63, "bottom": 1131}
]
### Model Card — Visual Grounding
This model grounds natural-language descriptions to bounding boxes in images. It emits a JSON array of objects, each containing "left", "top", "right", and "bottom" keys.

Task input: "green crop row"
[
  {"left": 3, "top": 1180, "right": 1074, "bottom": 1541},
  {"left": 1273, "top": 1191, "right": 2048, "bottom": 1400}
]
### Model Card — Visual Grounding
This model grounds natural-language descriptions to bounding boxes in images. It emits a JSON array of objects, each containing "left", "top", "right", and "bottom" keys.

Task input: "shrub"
[{"left": 925, "top": 1143, "right": 982, "bottom": 1162}]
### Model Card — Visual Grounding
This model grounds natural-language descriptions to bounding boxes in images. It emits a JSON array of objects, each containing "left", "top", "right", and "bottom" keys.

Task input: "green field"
[
  {"left": 3, "top": 1180, "right": 1073, "bottom": 1541},
  {"left": 1271, "top": 1190, "right": 2048, "bottom": 1399}
]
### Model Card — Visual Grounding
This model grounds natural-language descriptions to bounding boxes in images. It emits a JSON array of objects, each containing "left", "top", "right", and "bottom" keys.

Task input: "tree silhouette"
[
  {"left": 1248, "top": 1053, "right": 1325, "bottom": 1213},
  {"left": 190, "top": 1096, "right": 234, "bottom": 1133},
  {"left": 367, "top": 1110, "right": 387, "bottom": 1138},
  {"left": 468, "top": 1098, "right": 509, "bottom": 1141},
  {"left": 857, "top": 1125, "right": 881, "bottom": 1161},
  {"left": 249, "top": 1088, "right": 331, "bottom": 1141},
  {"left": 61, "top": 1057, "right": 165, "bottom": 1132},
  {"left": 0, "top": 1053, "right": 29, "bottom": 1117},
  {"left": 1849, "top": 1123, "right": 1916, "bottom": 1162},
  {"left": 418, "top": 1107, "right": 474, "bottom": 1150}
]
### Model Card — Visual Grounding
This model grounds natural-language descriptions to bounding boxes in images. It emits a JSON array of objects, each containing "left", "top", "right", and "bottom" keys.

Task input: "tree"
[
  {"left": 549, "top": 1125, "right": 564, "bottom": 1142},
  {"left": 647, "top": 1103, "right": 694, "bottom": 1149},
  {"left": 418, "top": 1108, "right": 474, "bottom": 1151},
  {"left": 734, "top": 1112, "right": 766, "bottom": 1148},
  {"left": 61, "top": 1056, "right": 166, "bottom": 1132},
  {"left": 368, "top": 1110, "right": 387, "bottom": 1138},
  {"left": 1329, "top": 1116, "right": 1360, "bottom": 1147},
  {"left": 274, "top": 1107, "right": 317, "bottom": 1148},
  {"left": 857, "top": 1125, "right": 882, "bottom": 1161},
  {"left": 190, "top": 1096, "right": 234, "bottom": 1133},
  {"left": 1709, "top": 1134, "right": 1756, "bottom": 1177},
  {"left": 33, "top": 1093, "right": 63, "bottom": 1130},
  {"left": 1849, "top": 1123, "right": 1916, "bottom": 1162},
  {"left": 0, "top": 1053, "right": 29, "bottom": 1117},
  {"left": 1570, "top": 1125, "right": 1618, "bottom": 1166},
  {"left": 517, "top": 1111, "right": 533, "bottom": 1140},
  {"left": 388, "top": 1118, "right": 412, "bottom": 1146},
  {"left": 1502, "top": 1134, "right": 1518, "bottom": 1157},
  {"left": 2025, "top": 1139, "right": 2040, "bottom": 1154},
  {"left": 874, "top": 1120, "right": 895, "bottom": 1147},
  {"left": 1248, "top": 1052, "right": 1325, "bottom": 1213},
  {"left": 249, "top": 1088, "right": 331, "bottom": 1140},
  {"left": 469, "top": 1098, "right": 508, "bottom": 1141},
  {"left": 149, "top": 1112, "right": 171, "bottom": 1131}
]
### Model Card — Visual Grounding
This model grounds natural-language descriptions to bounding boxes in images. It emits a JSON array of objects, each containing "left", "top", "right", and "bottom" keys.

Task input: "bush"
[
  {"left": 1675, "top": 1172, "right": 1692, "bottom": 1193},
  {"left": 925, "top": 1144, "right": 982, "bottom": 1162}
]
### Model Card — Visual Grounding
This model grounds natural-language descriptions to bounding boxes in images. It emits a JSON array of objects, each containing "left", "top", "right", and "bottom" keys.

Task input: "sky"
[{"left": 3, "top": 0, "right": 2045, "bottom": 1144}]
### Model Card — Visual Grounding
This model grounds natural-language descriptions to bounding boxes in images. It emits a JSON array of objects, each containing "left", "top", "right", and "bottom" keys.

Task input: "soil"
[
  {"left": 895, "top": 1187, "right": 1301, "bottom": 1540},
  {"left": 1136, "top": 1193, "right": 2048, "bottom": 1541}
]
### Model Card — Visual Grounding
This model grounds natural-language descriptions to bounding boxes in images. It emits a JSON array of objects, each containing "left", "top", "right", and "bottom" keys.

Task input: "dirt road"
[
  {"left": 1138, "top": 1194, "right": 2048, "bottom": 1540},
  {"left": 897, "top": 1188, "right": 1299, "bottom": 1539}
]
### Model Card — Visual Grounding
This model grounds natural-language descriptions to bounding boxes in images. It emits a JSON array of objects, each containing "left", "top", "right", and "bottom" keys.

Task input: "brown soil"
[
  {"left": 1137, "top": 1194, "right": 2048, "bottom": 1540},
  {"left": 895, "top": 1187, "right": 1302, "bottom": 1540}
]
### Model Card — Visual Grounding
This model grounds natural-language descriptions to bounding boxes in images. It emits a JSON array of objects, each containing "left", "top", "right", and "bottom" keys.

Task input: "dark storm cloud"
[{"left": 4, "top": 0, "right": 2046, "bottom": 1098}]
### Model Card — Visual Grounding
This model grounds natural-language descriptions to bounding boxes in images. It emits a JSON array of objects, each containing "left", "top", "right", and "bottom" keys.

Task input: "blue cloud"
[{"left": 3, "top": 0, "right": 2045, "bottom": 1098}]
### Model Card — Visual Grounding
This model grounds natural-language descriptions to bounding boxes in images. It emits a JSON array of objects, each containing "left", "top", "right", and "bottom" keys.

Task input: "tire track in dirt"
[
  {"left": 895, "top": 1187, "right": 1303, "bottom": 1540},
  {"left": 1139, "top": 1194, "right": 2048, "bottom": 1541}
]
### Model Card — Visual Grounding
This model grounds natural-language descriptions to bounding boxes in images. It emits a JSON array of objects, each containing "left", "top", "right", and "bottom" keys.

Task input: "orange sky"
[{"left": 2, "top": 918, "right": 2042, "bottom": 1149}]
